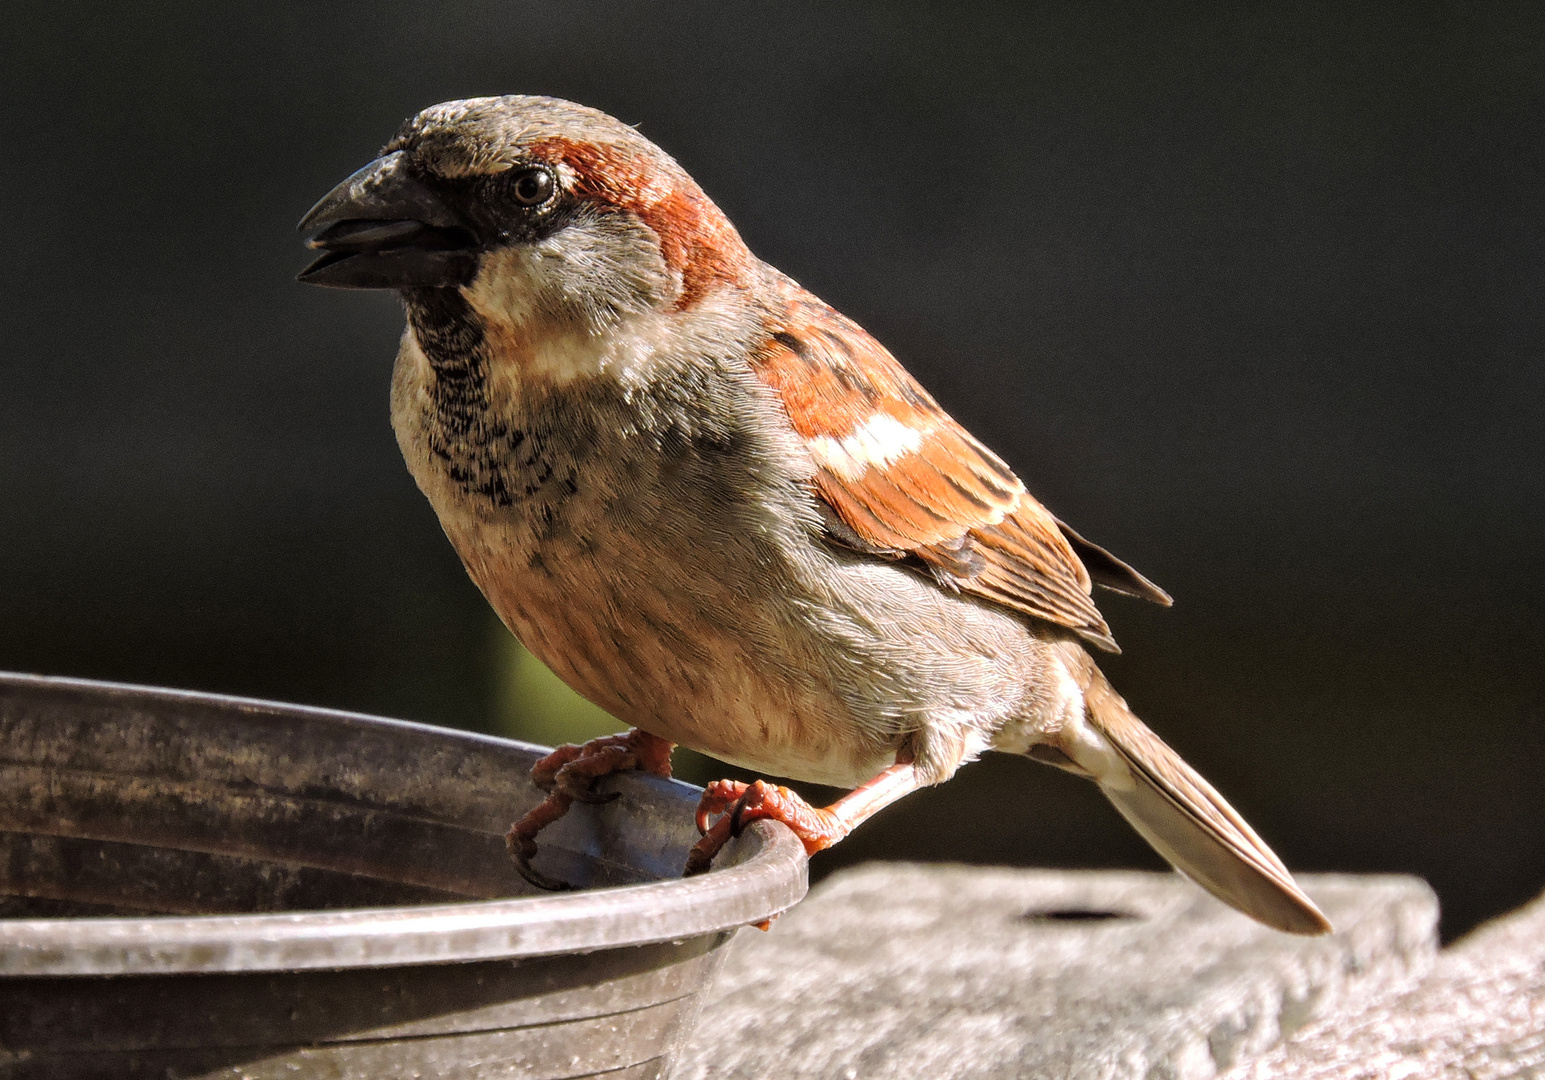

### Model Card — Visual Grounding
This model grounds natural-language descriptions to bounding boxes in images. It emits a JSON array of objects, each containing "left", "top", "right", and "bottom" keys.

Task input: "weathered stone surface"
[
  {"left": 677, "top": 864, "right": 1436, "bottom": 1080},
  {"left": 1232, "top": 886, "right": 1545, "bottom": 1080}
]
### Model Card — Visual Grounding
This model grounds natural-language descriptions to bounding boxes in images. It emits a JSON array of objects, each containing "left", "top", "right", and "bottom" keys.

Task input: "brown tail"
[{"left": 1053, "top": 653, "right": 1332, "bottom": 935}]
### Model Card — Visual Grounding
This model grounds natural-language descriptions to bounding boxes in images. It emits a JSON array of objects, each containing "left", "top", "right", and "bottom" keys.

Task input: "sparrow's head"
[{"left": 299, "top": 96, "right": 753, "bottom": 328}]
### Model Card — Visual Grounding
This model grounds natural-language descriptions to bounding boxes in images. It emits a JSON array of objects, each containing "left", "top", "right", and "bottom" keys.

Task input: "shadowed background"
[{"left": 2, "top": 3, "right": 1540, "bottom": 939}]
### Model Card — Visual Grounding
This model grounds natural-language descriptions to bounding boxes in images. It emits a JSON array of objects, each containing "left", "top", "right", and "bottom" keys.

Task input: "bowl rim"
[{"left": 0, "top": 672, "right": 809, "bottom": 977}]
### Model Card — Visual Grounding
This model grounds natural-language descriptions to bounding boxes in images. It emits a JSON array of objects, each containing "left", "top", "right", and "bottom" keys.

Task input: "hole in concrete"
[{"left": 1020, "top": 907, "right": 1139, "bottom": 923}]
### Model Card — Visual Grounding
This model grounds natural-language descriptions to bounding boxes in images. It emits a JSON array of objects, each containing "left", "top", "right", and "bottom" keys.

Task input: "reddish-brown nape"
[
  {"left": 750, "top": 286, "right": 1119, "bottom": 650},
  {"left": 530, "top": 137, "right": 754, "bottom": 310}
]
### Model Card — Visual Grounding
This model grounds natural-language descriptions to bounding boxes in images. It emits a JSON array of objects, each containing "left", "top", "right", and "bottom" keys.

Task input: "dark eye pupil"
[{"left": 514, "top": 169, "right": 553, "bottom": 206}]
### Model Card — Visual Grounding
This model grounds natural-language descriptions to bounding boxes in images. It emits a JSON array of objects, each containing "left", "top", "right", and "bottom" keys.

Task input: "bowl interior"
[{"left": 0, "top": 673, "right": 703, "bottom": 919}]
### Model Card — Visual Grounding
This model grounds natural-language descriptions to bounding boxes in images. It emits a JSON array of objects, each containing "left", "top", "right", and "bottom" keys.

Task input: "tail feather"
[{"left": 1075, "top": 661, "right": 1332, "bottom": 935}]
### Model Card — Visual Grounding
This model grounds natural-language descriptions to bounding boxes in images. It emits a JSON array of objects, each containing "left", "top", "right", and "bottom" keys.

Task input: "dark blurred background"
[{"left": 2, "top": 3, "right": 1540, "bottom": 939}]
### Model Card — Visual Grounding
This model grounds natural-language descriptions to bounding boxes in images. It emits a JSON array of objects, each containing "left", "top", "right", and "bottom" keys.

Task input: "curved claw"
[
  {"left": 685, "top": 813, "right": 735, "bottom": 877},
  {"left": 513, "top": 853, "right": 576, "bottom": 893},
  {"left": 695, "top": 779, "right": 750, "bottom": 834},
  {"left": 726, "top": 779, "right": 773, "bottom": 839},
  {"left": 562, "top": 784, "right": 622, "bottom": 806},
  {"left": 505, "top": 729, "right": 676, "bottom": 893},
  {"left": 687, "top": 780, "right": 770, "bottom": 874},
  {"left": 685, "top": 762, "right": 922, "bottom": 879},
  {"left": 505, "top": 829, "right": 575, "bottom": 892},
  {"left": 728, "top": 798, "right": 750, "bottom": 838}
]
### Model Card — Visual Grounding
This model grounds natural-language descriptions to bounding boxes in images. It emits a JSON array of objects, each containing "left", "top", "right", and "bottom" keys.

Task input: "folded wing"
[{"left": 750, "top": 284, "right": 1168, "bottom": 652}]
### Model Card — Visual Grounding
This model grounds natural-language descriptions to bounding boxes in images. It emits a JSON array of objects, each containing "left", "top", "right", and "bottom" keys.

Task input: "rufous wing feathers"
[{"left": 749, "top": 283, "right": 1167, "bottom": 652}]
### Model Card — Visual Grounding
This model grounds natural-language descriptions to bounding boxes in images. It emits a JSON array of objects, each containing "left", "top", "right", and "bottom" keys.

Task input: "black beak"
[{"left": 297, "top": 151, "right": 477, "bottom": 289}]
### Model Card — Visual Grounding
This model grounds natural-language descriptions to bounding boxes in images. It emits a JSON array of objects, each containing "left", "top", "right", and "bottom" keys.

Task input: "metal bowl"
[{"left": 0, "top": 673, "right": 807, "bottom": 1079}]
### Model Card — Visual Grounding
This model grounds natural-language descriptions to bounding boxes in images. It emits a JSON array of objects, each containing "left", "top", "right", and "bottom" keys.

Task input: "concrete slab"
[
  {"left": 677, "top": 864, "right": 1437, "bottom": 1080},
  {"left": 1231, "top": 886, "right": 1545, "bottom": 1079}
]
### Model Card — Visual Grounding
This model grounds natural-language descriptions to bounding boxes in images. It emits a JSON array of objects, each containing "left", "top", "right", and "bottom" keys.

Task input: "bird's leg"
[
  {"left": 685, "top": 757, "right": 922, "bottom": 876},
  {"left": 506, "top": 728, "right": 674, "bottom": 891}
]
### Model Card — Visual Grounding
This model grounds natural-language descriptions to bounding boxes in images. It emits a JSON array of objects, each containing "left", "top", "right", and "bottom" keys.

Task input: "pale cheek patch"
[
  {"left": 463, "top": 248, "right": 683, "bottom": 389},
  {"left": 524, "top": 322, "right": 661, "bottom": 385},
  {"left": 464, "top": 247, "right": 545, "bottom": 328},
  {"left": 809, "top": 412, "right": 928, "bottom": 481}
]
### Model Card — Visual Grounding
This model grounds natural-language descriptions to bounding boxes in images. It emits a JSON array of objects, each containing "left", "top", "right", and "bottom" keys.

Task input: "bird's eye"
[{"left": 511, "top": 167, "right": 556, "bottom": 207}]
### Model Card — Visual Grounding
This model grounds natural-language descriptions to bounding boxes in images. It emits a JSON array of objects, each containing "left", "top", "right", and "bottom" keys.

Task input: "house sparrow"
[{"left": 299, "top": 96, "right": 1331, "bottom": 935}]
